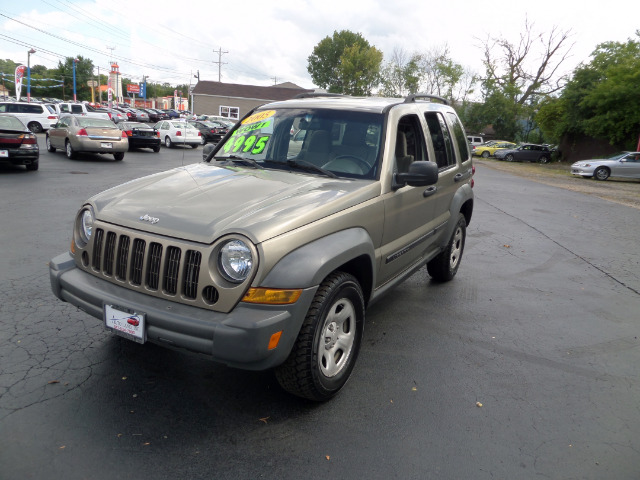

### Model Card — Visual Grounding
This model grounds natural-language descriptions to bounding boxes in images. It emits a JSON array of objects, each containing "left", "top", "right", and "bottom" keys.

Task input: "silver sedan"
[
  {"left": 571, "top": 152, "right": 640, "bottom": 180},
  {"left": 46, "top": 115, "right": 128, "bottom": 161}
]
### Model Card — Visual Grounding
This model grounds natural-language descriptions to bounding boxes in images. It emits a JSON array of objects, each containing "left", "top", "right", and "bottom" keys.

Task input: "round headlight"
[
  {"left": 79, "top": 207, "right": 94, "bottom": 244},
  {"left": 218, "top": 239, "right": 253, "bottom": 283}
]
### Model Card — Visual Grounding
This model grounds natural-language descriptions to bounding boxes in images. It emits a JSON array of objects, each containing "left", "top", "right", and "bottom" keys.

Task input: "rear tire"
[
  {"left": 539, "top": 155, "right": 550, "bottom": 164},
  {"left": 481, "top": 151, "right": 490, "bottom": 158},
  {"left": 25, "top": 161, "right": 39, "bottom": 171},
  {"left": 190, "top": 144, "right": 198, "bottom": 149},
  {"left": 275, "top": 271, "right": 365, "bottom": 401},
  {"left": 65, "top": 140, "right": 76, "bottom": 159},
  {"left": 165, "top": 136, "right": 173, "bottom": 148},
  {"left": 27, "top": 122, "right": 43, "bottom": 133},
  {"left": 113, "top": 152, "right": 124, "bottom": 161},
  {"left": 46, "top": 134, "right": 55, "bottom": 152},
  {"left": 427, "top": 213, "right": 466, "bottom": 282},
  {"left": 152, "top": 146, "right": 160, "bottom": 153}
]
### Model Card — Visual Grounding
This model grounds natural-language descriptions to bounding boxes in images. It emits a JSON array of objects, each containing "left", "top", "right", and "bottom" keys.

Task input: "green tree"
[
  {"left": 53, "top": 56, "right": 96, "bottom": 101},
  {"left": 537, "top": 33, "right": 640, "bottom": 149},
  {"left": 419, "top": 46, "right": 477, "bottom": 105},
  {"left": 471, "top": 21, "right": 573, "bottom": 140},
  {"left": 379, "top": 48, "right": 421, "bottom": 97},
  {"left": 308, "top": 30, "right": 383, "bottom": 95}
]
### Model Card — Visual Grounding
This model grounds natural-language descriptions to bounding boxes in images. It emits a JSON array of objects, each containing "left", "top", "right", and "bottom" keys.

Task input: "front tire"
[
  {"left": 276, "top": 272, "right": 365, "bottom": 401},
  {"left": 505, "top": 154, "right": 514, "bottom": 162},
  {"left": 427, "top": 213, "right": 467, "bottom": 282},
  {"left": 594, "top": 166, "right": 610, "bottom": 181}
]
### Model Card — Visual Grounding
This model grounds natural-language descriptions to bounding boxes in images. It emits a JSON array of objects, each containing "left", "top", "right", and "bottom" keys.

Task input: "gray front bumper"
[{"left": 49, "top": 252, "right": 315, "bottom": 370}]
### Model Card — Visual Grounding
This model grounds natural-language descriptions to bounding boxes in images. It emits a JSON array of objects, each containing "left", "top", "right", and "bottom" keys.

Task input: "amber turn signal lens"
[
  {"left": 242, "top": 288, "right": 302, "bottom": 305},
  {"left": 268, "top": 331, "right": 282, "bottom": 350}
]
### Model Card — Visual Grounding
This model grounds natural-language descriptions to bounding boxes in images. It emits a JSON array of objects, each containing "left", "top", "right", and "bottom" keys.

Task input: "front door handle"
[{"left": 423, "top": 186, "right": 437, "bottom": 197}]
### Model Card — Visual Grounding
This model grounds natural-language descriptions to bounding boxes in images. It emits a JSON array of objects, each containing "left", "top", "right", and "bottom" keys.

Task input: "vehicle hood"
[
  {"left": 572, "top": 159, "right": 613, "bottom": 166},
  {"left": 90, "top": 162, "right": 379, "bottom": 244}
]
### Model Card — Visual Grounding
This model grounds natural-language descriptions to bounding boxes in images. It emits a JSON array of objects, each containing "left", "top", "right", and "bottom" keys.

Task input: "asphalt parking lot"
[{"left": 1, "top": 138, "right": 639, "bottom": 479}]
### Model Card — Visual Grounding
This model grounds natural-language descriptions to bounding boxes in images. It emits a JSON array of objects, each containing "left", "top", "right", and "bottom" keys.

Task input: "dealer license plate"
[
  {"left": 101, "top": 142, "right": 113, "bottom": 148},
  {"left": 0, "top": 150, "right": 8, "bottom": 157},
  {"left": 104, "top": 304, "right": 146, "bottom": 344}
]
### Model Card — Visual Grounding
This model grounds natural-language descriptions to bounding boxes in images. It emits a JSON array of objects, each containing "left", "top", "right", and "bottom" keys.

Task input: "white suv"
[{"left": 0, "top": 102, "right": 58, "bottom": 133}]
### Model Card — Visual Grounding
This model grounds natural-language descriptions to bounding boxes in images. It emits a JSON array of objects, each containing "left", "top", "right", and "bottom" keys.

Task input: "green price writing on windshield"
[{"left": 223, "top": 135, "right": 269, "bottom": 155}]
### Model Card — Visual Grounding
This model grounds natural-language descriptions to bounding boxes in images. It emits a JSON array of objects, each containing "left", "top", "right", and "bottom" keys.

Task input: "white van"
[
  {"left": 0, "top": 102, "right": 58, "bottom": 133},
  {"left": 467, "top": 135, "right": 484, "bottom": 147}
]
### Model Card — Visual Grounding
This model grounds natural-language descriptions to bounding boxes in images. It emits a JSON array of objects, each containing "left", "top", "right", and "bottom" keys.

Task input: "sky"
[{"left": 0, "top": 0, "right": 637, "bottom": 91}]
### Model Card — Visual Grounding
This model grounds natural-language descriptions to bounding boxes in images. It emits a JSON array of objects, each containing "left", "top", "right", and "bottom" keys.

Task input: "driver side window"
[{"left": 395, "top": 115, "right": 427, "bottom": 173}]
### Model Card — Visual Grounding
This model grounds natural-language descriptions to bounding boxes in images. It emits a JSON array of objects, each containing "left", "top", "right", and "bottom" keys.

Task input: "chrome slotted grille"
[
  {"left": 89, "top": 227, "right": 206, "bottom": 303},
  {"left": 80, "top": 222, "right": 255, "bottom": 313}
]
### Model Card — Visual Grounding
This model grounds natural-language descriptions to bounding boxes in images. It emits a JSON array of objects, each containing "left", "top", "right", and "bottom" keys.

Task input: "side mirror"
[
  {"left": 394, "top": 161, "right": 439, "bottom": 188},
  {"left": 202, "top": 143, "right": 216, "bottom": 162}
]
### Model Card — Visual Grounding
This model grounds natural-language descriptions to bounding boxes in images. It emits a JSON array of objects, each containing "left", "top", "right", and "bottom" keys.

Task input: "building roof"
[{"left": 192, "top": 81, "right": 313, "bottom": 101}]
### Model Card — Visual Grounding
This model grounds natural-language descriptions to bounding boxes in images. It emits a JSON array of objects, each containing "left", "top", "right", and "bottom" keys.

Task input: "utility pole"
[{"left": 212, "top": 47, "right": 228, "bottom": 82}]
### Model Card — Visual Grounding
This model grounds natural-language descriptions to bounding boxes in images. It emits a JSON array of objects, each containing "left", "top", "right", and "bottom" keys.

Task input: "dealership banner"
[{"left": 14, "top": 65, "right": 26, "bottom": 102}]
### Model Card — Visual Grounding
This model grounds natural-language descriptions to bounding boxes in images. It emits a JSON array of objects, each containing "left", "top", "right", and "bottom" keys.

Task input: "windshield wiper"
[
  {"left": 287, "top": 159, "right": 338, "bottom": 178},
  {"left": 215, "top": 155, "right": 263, "bottom": 169}
]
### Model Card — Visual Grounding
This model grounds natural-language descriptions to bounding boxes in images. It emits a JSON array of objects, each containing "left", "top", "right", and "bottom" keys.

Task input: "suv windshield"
[{"left": 215, "top": 108, "right": 383, "bottom": 179}]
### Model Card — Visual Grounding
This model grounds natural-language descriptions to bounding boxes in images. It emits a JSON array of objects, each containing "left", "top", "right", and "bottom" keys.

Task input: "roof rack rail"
[
  {"left": 293, "top": 92, "right": 347, "bottom": 99},
  {"left": 404, "top": 94, "right": 449, "bottom": 106}
]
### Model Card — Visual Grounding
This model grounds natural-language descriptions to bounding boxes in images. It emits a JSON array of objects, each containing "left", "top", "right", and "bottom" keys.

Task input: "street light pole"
[
  {"left": 72, "top": 58, "right": 78, "bottom": 102},
  {"left": 27, "top": 48, "right": 36, "bottom": 103}
]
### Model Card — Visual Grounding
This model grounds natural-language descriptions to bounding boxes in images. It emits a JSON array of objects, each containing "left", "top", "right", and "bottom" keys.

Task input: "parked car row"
[
  {"left": 0, "top": 113, "right": 219, "bottom": 172},
  {"left": 471, "top": 139, "right": 554, "bottom": 164}
]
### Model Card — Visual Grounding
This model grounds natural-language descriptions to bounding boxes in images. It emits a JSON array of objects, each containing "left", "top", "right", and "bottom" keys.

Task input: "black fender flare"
[{"left": 260, "top": 228, "right": 376, "bottom": 292}]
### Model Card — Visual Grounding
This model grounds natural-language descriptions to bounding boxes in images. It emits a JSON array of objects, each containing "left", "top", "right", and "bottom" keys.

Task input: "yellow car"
[{"left": 473, "top": 141, "right": 516, "bottom": 158}]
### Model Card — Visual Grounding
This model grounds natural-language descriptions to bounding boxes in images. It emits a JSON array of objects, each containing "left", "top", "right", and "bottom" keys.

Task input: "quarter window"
[
  {"left": 448, "top": 112, "right": 470, "bottom": 161},
  {"left": 425, "top": 112, "right": 455, "bottom": 169}
]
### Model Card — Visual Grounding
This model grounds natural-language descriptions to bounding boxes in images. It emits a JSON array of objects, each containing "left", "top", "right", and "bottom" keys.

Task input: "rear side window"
[{"left": 25, "top": 105, "right": 43, "bottom": 114}]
